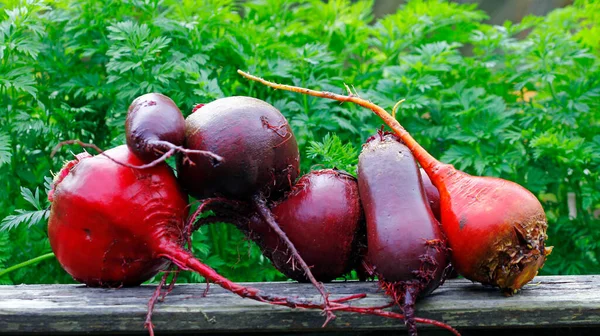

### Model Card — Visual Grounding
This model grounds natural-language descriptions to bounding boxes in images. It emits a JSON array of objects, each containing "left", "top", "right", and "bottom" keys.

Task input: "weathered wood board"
[{"left": 0, "top": 275, "right": 598, "bottom": 335}]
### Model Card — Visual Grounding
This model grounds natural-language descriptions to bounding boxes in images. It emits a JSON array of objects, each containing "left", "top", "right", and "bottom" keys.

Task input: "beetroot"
[
  {"left": 47, "top": 145, "right": 356, "bottom": 334},
  {"left": 177, "top": 96, "right": 299, "bottom": 200},
  {"left": 126, "top": 93, "right": 185, "bottom": 162},
  {"left": 125, "top": 92, "right": 222, "bottom": 166},
  {"left": 177, "top": 96, "right": 339, "bottom": 318},
  {"left": 48, "top": 145, "right": 187, "bottom": 287},
  {"left": 238, "top": 70, "right": 552, "bottom": 295},
  {"left": 246, "top": 169, "right": 364, "bottom": 282},
  {"left": 358, "top": 133, "right": 449, "bottom": 335}
]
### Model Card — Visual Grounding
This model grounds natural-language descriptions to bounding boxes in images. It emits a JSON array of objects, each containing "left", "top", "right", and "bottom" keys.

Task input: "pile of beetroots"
[{"left": 47, "top": 70, "right": 552, "bottom": 336}]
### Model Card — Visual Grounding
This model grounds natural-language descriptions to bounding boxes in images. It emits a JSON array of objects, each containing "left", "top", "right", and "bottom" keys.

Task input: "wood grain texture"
[{"left": 0, "top": 275, "right": 598, "bottom": 334}]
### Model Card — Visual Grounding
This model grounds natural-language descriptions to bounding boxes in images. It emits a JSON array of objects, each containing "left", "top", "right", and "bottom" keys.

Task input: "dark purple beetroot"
[
  {"left": 358, "top": 133, "right": 449, "bottom": 336},
  {"left": 126, "top": 93, "right": 221, "bottom": 166},
  {"left": 126, "top": 93, "right": 184, "bottom": 162},
  {"left": 177, "top": 96, "right": 300, "bottom": 200},
  {"left": 179, "top": 97, "right": 344, "bottom": 319},
  {"left": 246, "top": 169, "right": 364, "bottom": 282}
]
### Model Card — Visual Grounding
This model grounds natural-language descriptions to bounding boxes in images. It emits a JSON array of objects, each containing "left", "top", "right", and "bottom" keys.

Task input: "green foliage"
[
  {"left": 0, "top": 132, "right": 11, "bottom": 166},
  {"left": 0, "top": 0, "right": 598, "bottom": 284},
  {"left": 0, "top": 187, "right": 48, "bottom": 231},
  {"left": 307, "top": 133, "right": 359, "bottom": 175}
]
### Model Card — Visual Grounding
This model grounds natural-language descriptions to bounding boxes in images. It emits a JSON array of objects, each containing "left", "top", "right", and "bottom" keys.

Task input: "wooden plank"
[{"left": 0, "top": 275, "right": 598, "bottom": 334}]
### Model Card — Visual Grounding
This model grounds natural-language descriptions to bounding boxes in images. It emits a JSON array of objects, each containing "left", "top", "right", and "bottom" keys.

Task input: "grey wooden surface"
[{"left": 0, "top": 275, "right": 598, "bottom": 335}]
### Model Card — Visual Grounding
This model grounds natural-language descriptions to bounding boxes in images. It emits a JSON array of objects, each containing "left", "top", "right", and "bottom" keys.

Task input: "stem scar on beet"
[{"left": 237, "top": 70, "right": 552, "bottom": 296}]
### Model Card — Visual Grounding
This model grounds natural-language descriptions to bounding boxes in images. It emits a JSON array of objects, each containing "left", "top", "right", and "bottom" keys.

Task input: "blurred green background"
[{"left": 0, "top": 0, "right": 598, "bottom": 285}]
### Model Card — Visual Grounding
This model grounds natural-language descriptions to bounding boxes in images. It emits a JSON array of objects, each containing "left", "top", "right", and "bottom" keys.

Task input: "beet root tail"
[
  {"left": 251, "top": 193, "right": 336, "bottom": 322},
  {"left": 150, "top": 139, "right": 224, "bottom": 167},
  {"left": 403, "top": 286, "right": 418, "bottom": 336},
  {"left": 329, "top": 304, "right": 461, "bottom": 336},
  {"left": 145, "top": 266, "right": 180, "bottom": 336},
  {"left": 51, "top": 139, "right": 223, "bottom": 170},
  {"left": 155, "top": 243, "right": 460, "bottom": 336},
  {"left": 157, "top": 241, "right": 348, "bottom": 313},
  {"left": 145, "top": 271, "right": 169, "bottom": 336}
]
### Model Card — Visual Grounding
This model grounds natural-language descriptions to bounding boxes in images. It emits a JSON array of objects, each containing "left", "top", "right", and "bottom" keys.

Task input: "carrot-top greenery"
[{"left": 1, "top": 0, "right": 599, "bottom": 285}]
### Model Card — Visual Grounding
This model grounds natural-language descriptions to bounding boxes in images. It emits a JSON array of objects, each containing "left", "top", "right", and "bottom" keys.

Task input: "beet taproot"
[{"left": 238, "top": 70, "right": 552, "bottom": 294}]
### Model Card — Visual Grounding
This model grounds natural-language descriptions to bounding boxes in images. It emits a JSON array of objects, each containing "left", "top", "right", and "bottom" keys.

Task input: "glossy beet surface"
[
  {"left": 358, "top": 134, "right": 448, "bottom": 295},
  {"left": 178, "top": 96, "right": 300, "bottom": 200},
  {"left": 249, "top": 169, "right": 362, "bottom": 282},
  {"left": 246, "top": 169, "right": 364, "bottom": 282},
  {"left": 48, "top": 145, "right": 188, "bottom": 287},
  {"left": 126, "top": 93, "right": 186, "bottom": 162},
  {"left": 438, "top": 170, "right": 549, "bottom": 291}
]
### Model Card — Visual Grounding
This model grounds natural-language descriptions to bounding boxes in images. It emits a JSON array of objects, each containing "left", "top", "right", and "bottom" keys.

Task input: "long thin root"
[
  {"left": 51, "top": 139, "right": 223, "bottom": 170},
  {"left": 145, "top": 272, "right": 168, "bottom": 336},
  {"left": 236, "top": 70, "right": 446, "bottom": 178},
  {"left": 252, "top": 193, "right": 336, "bottom": 323}
]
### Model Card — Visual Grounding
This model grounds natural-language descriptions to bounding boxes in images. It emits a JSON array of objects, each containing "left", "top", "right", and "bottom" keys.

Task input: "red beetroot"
[
  {"left": 239, "top": 70, "right": 552, "bottom": 295},
  {"left": 48, "top": 146, "right": 187, "bottom": 286},
  {"left": 358, "top": 132, "right": 449, "bottom": 336},
  {"left": 246, "top": 169, "right": 364, "bottom": 282},
  {"left": 47, "top": 146, "right": 356, "bottom": 334}
]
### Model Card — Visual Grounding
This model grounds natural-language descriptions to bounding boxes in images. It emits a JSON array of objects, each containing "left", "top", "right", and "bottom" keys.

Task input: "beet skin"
[
  {"left": 246, "top": 169, "right": 364, "bottom": 282},
  {"left": 178, "top": 96, "right": 300, "bottom": 200},
  {"left": 358, "top": 133, "right": 449, "bottom": 336},
  {"left": 126, "top": 93, "right": 186, "bottom": 162}
]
